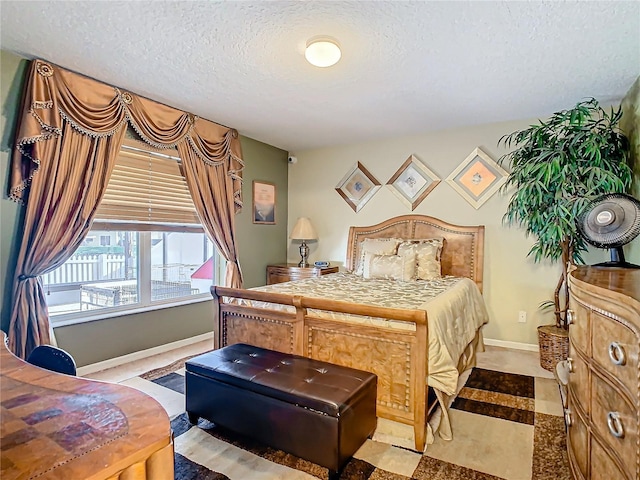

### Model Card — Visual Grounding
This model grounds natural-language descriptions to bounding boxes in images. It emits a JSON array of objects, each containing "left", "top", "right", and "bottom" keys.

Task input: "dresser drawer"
[
  {"left": 590, "top": 373, "right": 637, "bottom": 478},
  {"left": 590, "top": 310, "right": 638, "bottom": 395},
  {"left": 267, "top": 272, "right": 293, "bottom": 284},
  {"left": 591, "top": 435, "right": 631, "bottom": 480},
  {"left": 568, "top": 298, "right": 590, "bottom": 356},
  {"left": 567, "top": 346, "right": 590, "bottom": 416},
  {"left": 567, "top": 404, "right": 589, "bottom": 479}
]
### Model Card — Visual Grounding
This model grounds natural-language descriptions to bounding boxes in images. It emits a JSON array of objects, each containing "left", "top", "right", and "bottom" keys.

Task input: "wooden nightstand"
[{"left": 266, "top": 263, "right": 339, "bottom": 285}]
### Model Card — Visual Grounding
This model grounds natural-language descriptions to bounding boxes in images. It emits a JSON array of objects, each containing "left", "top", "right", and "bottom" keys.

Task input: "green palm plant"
[{"left": 498, "top": 98, "right": 632, "bottom": 329}]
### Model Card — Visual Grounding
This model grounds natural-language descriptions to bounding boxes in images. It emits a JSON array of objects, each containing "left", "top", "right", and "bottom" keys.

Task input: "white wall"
[{"left": 287, "top": 117, "right": 622, "bottom": 347}]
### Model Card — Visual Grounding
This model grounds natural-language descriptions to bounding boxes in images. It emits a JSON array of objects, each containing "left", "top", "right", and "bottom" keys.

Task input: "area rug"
[{"left": 139, "top": 358, "right": 571, "bottom": 480}]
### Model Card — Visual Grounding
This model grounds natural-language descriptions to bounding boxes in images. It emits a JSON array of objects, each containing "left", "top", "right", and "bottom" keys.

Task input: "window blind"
[{"left": 95, "top": 145, "right": 201, "bottom": 229}]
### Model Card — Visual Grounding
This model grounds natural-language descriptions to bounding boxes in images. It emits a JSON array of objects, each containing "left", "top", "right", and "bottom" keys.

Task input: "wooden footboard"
[{"left": 212, "top": 286, "right": 429, "bottom": 451}]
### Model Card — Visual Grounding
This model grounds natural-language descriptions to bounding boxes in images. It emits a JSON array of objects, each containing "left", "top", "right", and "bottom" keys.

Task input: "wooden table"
[{"left": 0, "top": 333, "right": 174, "bottom": 480}]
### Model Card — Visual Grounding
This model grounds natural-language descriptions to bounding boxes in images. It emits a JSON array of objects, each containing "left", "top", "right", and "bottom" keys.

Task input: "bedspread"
[{"left": 244, "top": 272, "right": 489, "bottom": 396}]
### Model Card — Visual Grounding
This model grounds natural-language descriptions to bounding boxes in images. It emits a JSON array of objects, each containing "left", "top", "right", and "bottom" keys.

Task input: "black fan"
[{"left": 577, "top": 193, "right": 640, "bottom": 268}]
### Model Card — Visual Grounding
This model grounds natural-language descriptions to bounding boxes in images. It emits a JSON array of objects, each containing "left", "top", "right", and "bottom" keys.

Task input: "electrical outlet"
[{"left": 518, "top": 311, "right": 527, "bottom": 323}]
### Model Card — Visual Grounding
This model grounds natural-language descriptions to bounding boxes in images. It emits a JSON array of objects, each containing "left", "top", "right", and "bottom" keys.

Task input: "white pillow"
[
  {"left": 362, "top": 252, "right": 416, "bottom": 282},
  {"left": 354, "top": 238, "right": 403, "bottom": 275},
  {"left": 397, "top": 238, "right": 443, "bottom": 280}
]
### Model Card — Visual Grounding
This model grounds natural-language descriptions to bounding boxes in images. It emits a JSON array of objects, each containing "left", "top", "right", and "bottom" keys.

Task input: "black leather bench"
[{"left": 185, "top": 343, "right": 378, "bottom": 479}]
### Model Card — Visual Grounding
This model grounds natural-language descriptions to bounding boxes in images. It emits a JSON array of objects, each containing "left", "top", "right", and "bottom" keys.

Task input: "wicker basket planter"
[{"left": 538, "top": 324, "right": 569, "bottom": 372}]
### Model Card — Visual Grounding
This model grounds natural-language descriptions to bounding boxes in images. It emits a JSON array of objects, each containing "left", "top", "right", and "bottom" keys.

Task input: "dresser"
[
  {"left": 266, "top": 263, "right": 339, "bottom": 285},
  {"left": 566, "top": 267, "right": 640, "bottom": 480}
]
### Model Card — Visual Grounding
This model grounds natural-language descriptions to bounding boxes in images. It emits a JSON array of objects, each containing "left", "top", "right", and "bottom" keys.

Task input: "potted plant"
[{"left": 498, "top": 98, "right": 632, "bottom": 370}]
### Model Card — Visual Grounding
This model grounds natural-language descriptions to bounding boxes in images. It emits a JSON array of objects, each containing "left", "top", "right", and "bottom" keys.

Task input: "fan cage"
[{"left": 578, "top": 193, "right": 640, "bottom": 249}]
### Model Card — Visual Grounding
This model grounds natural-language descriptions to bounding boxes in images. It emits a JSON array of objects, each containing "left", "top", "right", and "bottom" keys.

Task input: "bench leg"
[
  {"left": 328, "top": 469, "right": 341, "bottom": 480},
  {"left": 187, "top": 411, "right": 199, "bottom": 425}
]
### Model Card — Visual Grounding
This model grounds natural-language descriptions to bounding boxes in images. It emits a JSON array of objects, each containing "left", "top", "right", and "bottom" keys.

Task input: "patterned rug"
[{"left": 139, "top": 358, "right": 571, "bottom": 480}]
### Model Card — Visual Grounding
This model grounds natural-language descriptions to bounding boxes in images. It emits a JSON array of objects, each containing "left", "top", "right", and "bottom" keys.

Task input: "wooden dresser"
[
  {"left": 0, "top": 333, "right": 174, "bottom": 480},
  {"left": 567, "top": 267, "right": 640, "bottom": 480},
  {"left": 266, "top": 263, "right": 339, "bottom": 285}
]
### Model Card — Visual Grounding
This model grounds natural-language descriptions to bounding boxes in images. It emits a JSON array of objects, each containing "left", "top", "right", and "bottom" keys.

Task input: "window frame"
[{"left": 45, "top": 135, "right": 225, "bottom": 327}]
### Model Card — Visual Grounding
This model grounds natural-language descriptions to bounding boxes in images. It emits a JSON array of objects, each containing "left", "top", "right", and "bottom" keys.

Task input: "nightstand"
[{"left": 266, "top": 263, "right": 339, "bottom": 285}]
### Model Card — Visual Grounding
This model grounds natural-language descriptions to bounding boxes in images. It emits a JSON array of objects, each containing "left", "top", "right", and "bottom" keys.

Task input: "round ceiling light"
[{"left": 305, "top": 36, "right": 341, "bottom": 68}]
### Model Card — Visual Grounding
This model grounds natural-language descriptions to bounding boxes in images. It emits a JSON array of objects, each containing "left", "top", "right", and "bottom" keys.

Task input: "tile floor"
[
  {"left": 84, "top": 341, "right": 554, "bottom": 385},
  {"left": 83, "top": 341, "right": 565, "bottom": 480}
]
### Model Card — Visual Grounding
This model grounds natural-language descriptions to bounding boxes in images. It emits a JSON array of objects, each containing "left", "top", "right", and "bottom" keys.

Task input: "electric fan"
[{"left": 577, "top": 193, "right": 640, "bottom": 268}]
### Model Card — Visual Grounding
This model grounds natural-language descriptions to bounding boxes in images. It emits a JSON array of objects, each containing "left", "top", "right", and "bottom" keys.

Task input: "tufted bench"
[{"left": 185, "top": 343, "right": 378, "bottom": 479}]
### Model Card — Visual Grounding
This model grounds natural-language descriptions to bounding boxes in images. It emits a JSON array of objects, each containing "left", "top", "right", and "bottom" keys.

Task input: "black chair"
[{"left": 27, "top": 345, "right": 77, "bottom": 376}]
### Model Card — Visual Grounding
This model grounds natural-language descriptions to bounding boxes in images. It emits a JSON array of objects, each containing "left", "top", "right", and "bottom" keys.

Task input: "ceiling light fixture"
[{"left": 305, "top": 36, "right": 341, "bottom": 68}]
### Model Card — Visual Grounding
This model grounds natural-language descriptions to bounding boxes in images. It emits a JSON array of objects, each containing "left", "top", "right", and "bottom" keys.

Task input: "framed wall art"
[
  {"left": 253, "top": 180, "right": 276, "bottom": 224},
  {"left": 446, "top": 147, "right": 508, "bottom": 209},
  {"left": 387, "top": 155, "right": 440, "bottom": 210},
  {"left": 335, "top": 161, "right": 381, "bottom": 212}
]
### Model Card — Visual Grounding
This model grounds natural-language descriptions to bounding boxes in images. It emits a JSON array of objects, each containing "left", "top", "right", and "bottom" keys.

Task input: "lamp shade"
[{"left": 289, "top": 217, "right": 318, "bottom": 240}]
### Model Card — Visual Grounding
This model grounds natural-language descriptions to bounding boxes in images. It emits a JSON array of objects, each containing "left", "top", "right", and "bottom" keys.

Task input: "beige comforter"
[{"left": 245, "top": 272, "right": 489, "bottom": 396}]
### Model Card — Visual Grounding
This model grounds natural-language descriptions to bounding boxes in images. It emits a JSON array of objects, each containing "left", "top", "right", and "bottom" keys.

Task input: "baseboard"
[
  {"left": 76, "top": 332, "right": 214, "bottom": 376},
  {"left": 483, "top": 337, "right": 539, "bottom": 352}
]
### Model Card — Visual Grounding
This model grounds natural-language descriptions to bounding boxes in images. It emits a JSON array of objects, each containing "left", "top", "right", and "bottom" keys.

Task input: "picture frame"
[
  {"left": 253, "top": 180, "right": 276, "bottom": 224},
  {"left": 335, "top": 161, "right": 381, "bottom": 212},
  {"left": 446, "top": 147, "right": 508, "bottom": 209},
  {"left": 387, "top": 155, "right": 440, "bottom": 210}
]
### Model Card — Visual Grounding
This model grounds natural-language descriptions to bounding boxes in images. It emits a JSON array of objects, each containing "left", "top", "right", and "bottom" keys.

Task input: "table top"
[
  {"left": 571, "top": 266, "right": 639, "bottom": 304},
  {"left": 0, "top": 333, "right": 172, "bottom": 480}
]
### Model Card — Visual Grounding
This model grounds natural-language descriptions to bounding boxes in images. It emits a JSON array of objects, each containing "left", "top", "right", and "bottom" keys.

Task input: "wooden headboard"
[{"left": 346, "top": 215, "right": 485, "bottom": 292}]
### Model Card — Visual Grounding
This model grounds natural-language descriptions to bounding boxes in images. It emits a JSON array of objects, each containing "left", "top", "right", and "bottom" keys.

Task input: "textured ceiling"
[{"left": 1, "top": 1, "right": 638, "bottom": 153}]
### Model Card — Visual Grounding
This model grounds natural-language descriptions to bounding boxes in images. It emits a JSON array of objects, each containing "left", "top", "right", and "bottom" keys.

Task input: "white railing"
[
  {"left": 42, "top": 254, "right": 127, "bottom": 285},
  {"left": 42, "top": 256, "right": 204, "bottom": 286}
]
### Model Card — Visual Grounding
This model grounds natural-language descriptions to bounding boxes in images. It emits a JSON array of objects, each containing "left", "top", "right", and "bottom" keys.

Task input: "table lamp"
[{"left": 289, "top": 217, "right": 318, "bottom": 267}]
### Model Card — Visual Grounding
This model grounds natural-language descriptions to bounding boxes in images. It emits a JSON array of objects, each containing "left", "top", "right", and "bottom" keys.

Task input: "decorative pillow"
[
  {"left": 362, "top": 252, "right": 416, "bottom": 282},
  {"left": 397, "top": 238, "right": 444, "bottom": 280},
  {"left": 354, "top": 238, "right": 403, "bottom": 275}
]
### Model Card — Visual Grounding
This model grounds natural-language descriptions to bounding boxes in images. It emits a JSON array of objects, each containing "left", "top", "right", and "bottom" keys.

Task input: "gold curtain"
[
  {"left": 9, "top": 60, "right": 243, "bottom": 358},
  {"left": 177, "top": 128, "right": 244, "bottom": 288}
]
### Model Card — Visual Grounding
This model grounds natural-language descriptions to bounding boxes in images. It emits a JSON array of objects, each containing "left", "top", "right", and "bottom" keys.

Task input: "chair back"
[{"left": 27, "top": 345, "right": 77, "bottom": 376}]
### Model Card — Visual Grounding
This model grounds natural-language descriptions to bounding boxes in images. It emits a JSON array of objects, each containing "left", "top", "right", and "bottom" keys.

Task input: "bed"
[{"left": 211, "top": 214, "right": 488, "bottom": 451}]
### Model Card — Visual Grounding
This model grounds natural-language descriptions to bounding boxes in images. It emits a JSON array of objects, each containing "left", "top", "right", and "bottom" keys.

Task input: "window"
[{"left": 43, "top": 137, "right": 225, "bottom": 324}]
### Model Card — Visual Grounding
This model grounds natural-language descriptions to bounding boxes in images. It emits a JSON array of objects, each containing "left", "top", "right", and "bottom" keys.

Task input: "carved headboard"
[{"left": 346, "top": 215, "right": 485, "bottom": 292}]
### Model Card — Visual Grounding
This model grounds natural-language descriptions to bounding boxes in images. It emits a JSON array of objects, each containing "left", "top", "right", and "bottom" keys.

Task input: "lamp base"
[{"left": 298, "top": 241, "right": 310, "bottom": 267}]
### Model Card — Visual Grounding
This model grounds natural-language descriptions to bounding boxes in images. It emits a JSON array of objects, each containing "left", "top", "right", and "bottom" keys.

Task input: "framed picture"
[
  {"left": 387, "top": 155, "right": 440, "bottom": 210},
  {"left": 253, "top": 181, "right": 276, "bottom": 224},
  {"left": 335, "top": 161, "right": 381, "bottom": 212},
  {"left": 446, "top": 147, "right": 508, "bottom": 209}
]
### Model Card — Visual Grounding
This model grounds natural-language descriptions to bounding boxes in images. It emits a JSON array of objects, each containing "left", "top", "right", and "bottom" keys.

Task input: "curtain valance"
[
  {"left": 10, "top": 59, "right": 244, "bottom": 211},
  {"left": 7, "top": 59, "right": 244, "bottom": 358}
]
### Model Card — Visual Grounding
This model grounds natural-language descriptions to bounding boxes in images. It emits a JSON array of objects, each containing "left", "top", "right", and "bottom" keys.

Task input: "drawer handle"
[
  {"left": 607, "top": 412, "right": 624, "bottom": 438},
  {"left": 564, "top": 409, "right": 573, "bottom": 427},
  {"left": 566, "top": 310, "right": 574, "bottom": 325},
  {"left": 566, "top": 357, "right": 574, "bottom": 373},
  {"left": 608, "top": 342, "right": 626, "bottom": 366}
]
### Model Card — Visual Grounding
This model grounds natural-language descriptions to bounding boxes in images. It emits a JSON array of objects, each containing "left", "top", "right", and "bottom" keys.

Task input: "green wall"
[
  {"left": 0, "top": 51, "right": 288, "bottom": 366},
  {"left": 621, "top": 77, "right": 640, "bottom": 262},
  {"left": 0, "top": 52, "right": 28, "bottom": 337},
  {"left": 236, "top": 136, "right": 288, "bottom": 288}
]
